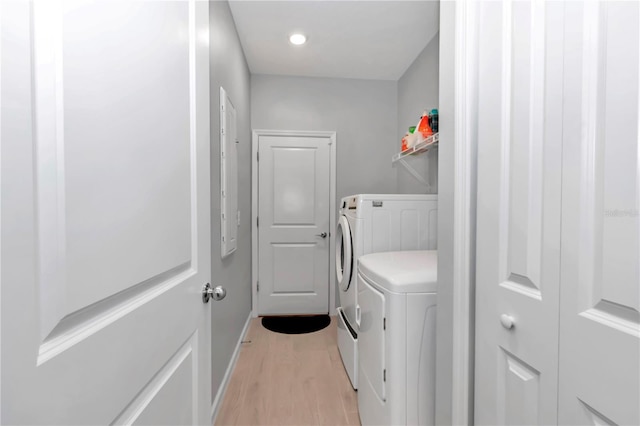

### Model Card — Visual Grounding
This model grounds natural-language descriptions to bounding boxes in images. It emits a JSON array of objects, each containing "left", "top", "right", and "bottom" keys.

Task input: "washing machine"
[
  {"left": 335, "top": 194, "right": 438, "bottom": 389},
  {"left": 357, "top": 250, "right": 438, "bottom": 426}
]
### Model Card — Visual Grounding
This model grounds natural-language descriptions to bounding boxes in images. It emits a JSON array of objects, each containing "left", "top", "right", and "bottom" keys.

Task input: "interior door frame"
[
  {"left": 251, "top": 129, "right": 337, "bottom": 317},
  {"left": 438, "top": 0, "right": 478, "bottom": 425}
]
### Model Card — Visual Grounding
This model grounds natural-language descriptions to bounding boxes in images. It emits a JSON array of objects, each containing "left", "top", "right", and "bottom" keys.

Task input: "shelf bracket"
[
  {"left": 391, "top": 133, "right": 438, "bottom": 189},
  {"left": 396, "top": 158, "right": 431, "bottom": 188}
]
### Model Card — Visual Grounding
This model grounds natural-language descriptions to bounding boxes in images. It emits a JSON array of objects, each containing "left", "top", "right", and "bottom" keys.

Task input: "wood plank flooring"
[{"left": 215, "top": 316, "right": 360, "bottom": 426}]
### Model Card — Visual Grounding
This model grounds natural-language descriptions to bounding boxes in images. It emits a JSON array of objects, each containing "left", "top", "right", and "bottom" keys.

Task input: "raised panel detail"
[
  {"left": 63, "top": 1, "right": 192, "bottom": 313},
  {"left": 32, "top": 0, "right": 198, "bottom": 353},
  {"left": 271, "top": 147, "right": 317, "bottom": 226},
  {"left": 598, "top": 0, "right": 640, "bottom": 321},
  {"left": 559, "top": 3, "right": 639, "bottom": 424},
  {"left": 499, "top": 0, "right": 546, "bottom": 300},
  {"left": 272, "top": 243, "right": 316, "bottom": 294},
  {"left": 578, "top": 0, "right": 640, "bottom": 335},
  {"left": 112, "top": 333, "right": 197, "bottom": 425},
  {"left": 498, "top": 349, "right": 541, "bottom": 425},
  {"left": 579, "top": 399, "right": 616, "bottom": 426},
  {"left": 37, "top": 263, "right": 193, "bottom": 366}
]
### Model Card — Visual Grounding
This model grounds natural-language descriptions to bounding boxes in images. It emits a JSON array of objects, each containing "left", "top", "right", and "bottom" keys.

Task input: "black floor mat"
[{"left": 261, "top": 315, "right": 331, "bottom": 335}]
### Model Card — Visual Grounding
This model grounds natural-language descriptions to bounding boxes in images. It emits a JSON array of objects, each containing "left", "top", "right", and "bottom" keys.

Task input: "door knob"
[
  {"left": 500, "top": 314, "right": 515, "bottom": 330},
  {"left": 202, "top": 283, "right": 226, "bottom": 303},
  {"left": 316, "top": 232, "right": 328, "bottom": 238}
]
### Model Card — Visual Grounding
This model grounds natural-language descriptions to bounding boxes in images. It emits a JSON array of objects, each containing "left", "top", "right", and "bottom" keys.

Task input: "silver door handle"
[
  {"left": 316, "top": 232, "right": 328, "bottom": 238},
  {"left": 202, "top": 283, "right": 226, "bottom": 303}
]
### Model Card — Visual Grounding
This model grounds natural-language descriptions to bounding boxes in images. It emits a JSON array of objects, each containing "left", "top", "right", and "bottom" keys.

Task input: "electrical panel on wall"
[{"left": 220, "top": 87, "right": 238, "bottom": 258}]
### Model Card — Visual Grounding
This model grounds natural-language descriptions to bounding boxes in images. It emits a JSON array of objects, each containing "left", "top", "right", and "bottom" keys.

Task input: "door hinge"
[
  {"left": 257, "top": 282, "right": 260, "bottom": 292},
  {"left": 257, "top": 216, "right": 259, "bottom": 227},
  {"left": 257, "top": 151, "right": 259, "bottom": 161},
  {"left": 383, "top": 369, "right": 386, "bottom": 382},
  {"left": 383, "top": 317, "right": 386, "bottom": 330}
]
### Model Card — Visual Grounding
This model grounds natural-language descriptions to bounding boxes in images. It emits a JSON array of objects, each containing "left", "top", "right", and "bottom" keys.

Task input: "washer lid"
[{"left": 358, "top": 250, "right": 437, "bottom": 293}]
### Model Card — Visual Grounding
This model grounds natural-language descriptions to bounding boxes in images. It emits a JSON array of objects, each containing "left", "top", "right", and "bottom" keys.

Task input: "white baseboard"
[{"left": 209, "top": 312, "right": 253, "bottom": 423}]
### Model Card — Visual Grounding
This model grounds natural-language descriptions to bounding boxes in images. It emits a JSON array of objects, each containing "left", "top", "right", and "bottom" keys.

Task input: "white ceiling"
[{"left": 228, "top": 1, "right": 440, "bottom": 81}]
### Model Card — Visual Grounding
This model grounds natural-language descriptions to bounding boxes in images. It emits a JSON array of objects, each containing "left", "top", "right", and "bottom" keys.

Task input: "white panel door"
[
  {"left": 1, "top": 1, "right": 212, "bottom": 424},
  {"left": 220, "top": 87, "right": 238, "bottom": 257},
  {"left": 257, "top": 134, "right": 331, "bottom": 315},
  {"left": 474, "top": 1, "right": 564, "bottom": 424},
  {"left": 559, "top": 2, "right": 640, "bottom": 424}
]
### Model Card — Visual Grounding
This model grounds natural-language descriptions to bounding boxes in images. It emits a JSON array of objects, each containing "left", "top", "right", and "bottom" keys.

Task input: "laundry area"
[
  {"left": 218, "top": 2, "right": 442, "bottom": 424},
  {"left": 233, "top": 2, "right": 441, "bottom": 425},
  {"left": 2, "top": 1, "right": 639, "bottom": 426}
]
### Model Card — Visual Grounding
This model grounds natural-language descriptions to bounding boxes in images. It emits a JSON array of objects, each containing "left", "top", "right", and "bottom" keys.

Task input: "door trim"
[
  {"left": 438, "top": 1, "right": 478, "bottom": 424},
  {"left": 452, "top": 1, "right": 478, "bottom": 424},
  {"left": 251, "top": 129, "right": 337, "bottom": 317}
]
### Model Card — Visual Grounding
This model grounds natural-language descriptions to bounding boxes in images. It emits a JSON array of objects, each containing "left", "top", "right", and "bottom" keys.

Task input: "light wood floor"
[{"left": 215, "top": 316, "right": 360, "bottom": 426}]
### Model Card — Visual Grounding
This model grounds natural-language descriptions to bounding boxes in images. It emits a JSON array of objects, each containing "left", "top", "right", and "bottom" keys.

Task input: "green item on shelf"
[{"left": 409, "top": 126, "right": 416, "bottom": 134}]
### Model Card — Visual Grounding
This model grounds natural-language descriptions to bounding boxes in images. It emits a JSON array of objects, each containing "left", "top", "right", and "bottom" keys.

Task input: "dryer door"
[{"left": 336, "top": 215, "right": 353, "bottom": 291}]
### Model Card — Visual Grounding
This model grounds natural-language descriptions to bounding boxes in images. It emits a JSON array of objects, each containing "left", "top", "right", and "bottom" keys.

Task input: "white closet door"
[
  {"left": 559, "top": 2, "right": 640, "bottom": 424},
  {"left": 474, "top": 1, "right": 565, "bottom": 424}
]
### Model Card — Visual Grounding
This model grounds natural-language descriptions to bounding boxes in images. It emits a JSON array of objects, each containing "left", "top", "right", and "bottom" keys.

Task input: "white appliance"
[
  {"left": 335, "top": 194, "right": 438, "bottom": 389},
  {"left": 357, "top": 251, "right": 438, "bottom": 426}
]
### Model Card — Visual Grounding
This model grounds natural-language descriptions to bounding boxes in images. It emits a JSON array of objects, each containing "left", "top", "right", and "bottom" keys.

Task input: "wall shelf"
[
  {"left": 392, "top": 133, "right": 439, "bottom": 163},
  {"left": 392, "top": 133, "right": 438, "bottom": 187}
]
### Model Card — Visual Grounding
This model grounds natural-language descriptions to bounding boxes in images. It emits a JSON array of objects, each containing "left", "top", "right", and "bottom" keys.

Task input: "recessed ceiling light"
[{"left": 289, "top": 33, "right": 307, "bottom": 45}]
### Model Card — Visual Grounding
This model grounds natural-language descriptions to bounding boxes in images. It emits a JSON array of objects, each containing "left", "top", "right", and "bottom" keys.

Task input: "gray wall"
[
  {"left": 396, "top": 33, "right": 440, "bottom": 194},
  {"left": 209, "top": 0, "right": 253, "bottom": 411},
  {"left": 251, "top": 74, "right": 398, "bottom": 202}
]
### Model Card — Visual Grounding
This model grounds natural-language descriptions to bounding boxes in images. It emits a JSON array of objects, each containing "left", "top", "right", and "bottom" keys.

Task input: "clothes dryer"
[
  {"left": 335, "top": 194, "right": 437, "bottom": 389},
  {"left": 357, "top": 250, "right": 438, "bottom": 426}
]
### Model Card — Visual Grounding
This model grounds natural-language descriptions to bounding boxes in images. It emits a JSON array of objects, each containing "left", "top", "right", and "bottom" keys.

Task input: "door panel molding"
[
  {"left": 32, "top": 0, "right": 68, "bottom": 344},
  {"left": 111, "top": 331, "right": 199, "bottom": 425},
  {"left": 31, "top": 0, "right": 201, "bottom": 363},
  {"left": 497, "top": 348, "right": 541, "bottom": 426},
  {"left": 559, "top": 2, "right": 640, "bottom": 423},
  {"left": 497, "top": 0, "right": 546, "bottom": 300},
  {"left": 574, "top": 1, "right": 640, "bottom": 330},
  {"left": 37, "top": 262, "right": 193, "bottom": 366}
]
